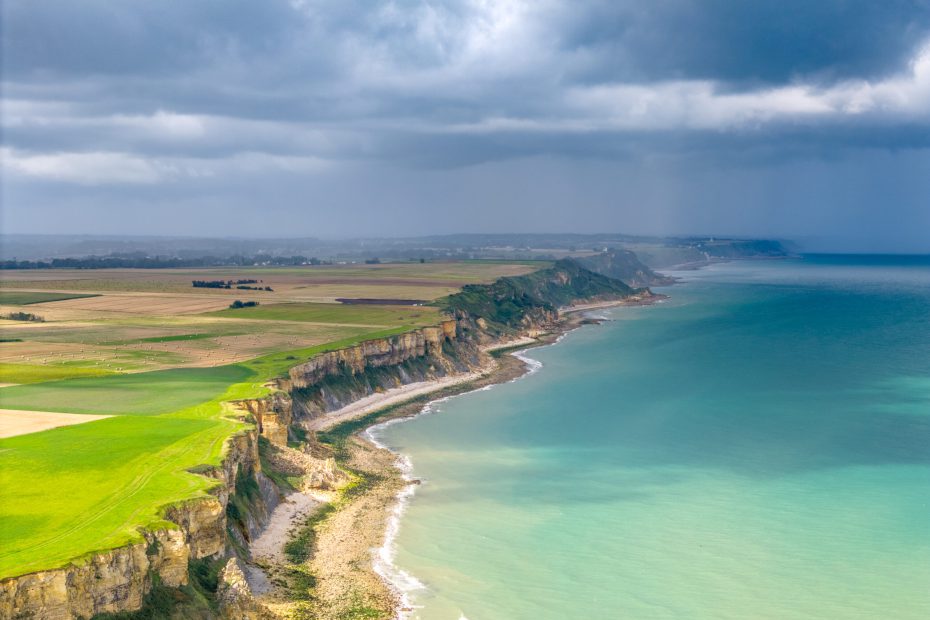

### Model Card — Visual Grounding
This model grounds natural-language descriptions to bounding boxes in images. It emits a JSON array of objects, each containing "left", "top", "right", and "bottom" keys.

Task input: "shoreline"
[
  {"left": 298, "top": 352, "right": 533, "bottom": 619},
  {"left": 306, "top": 365, "right": 498, "bottom": 432},
  {"left": 284, "top": 300, "right": 646, "bottom": 619}
]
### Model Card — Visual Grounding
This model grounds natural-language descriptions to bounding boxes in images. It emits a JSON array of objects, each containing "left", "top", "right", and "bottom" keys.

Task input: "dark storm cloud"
[
  {"left": 2, "top": 1, "right": 929, "bottom": 250},
  {"left": 1, "top": 0, "right": 299, "bottom": 77},
  {"left": 557, "top": 0, "right": 930, "bottom": 84}
]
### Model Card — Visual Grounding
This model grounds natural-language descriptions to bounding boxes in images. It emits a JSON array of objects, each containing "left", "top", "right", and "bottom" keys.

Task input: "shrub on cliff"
[{"left": 576, "top": 248, "right": 676, "bottom": 287}]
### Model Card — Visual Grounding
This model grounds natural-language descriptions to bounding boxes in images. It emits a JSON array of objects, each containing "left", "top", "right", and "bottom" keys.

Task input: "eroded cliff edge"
[
  {"left": 0, "top": 259, "right": 651, "bottom": 620},
  {"left": 0, "top": 429, "right": 274, "bottom": 620}
]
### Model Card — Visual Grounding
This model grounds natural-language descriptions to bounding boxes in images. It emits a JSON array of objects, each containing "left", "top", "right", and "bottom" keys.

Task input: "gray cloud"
[{"left": 2, "top": 0, "right": 929, "bottom": 250}]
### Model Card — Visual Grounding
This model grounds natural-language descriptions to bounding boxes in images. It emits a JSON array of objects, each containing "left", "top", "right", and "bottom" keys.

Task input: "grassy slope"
[{"left": 442, "top": 258, "right": 637, "bottom": 329}]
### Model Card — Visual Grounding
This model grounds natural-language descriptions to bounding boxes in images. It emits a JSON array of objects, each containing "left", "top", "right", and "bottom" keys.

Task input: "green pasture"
[
  {"left": 105, "top": 333, "right": 217, "bottom": 345},
  {"left": 209, "top": 301, "right": 440, "bottom": 327},
  {"left": 0, "top": 291, "right": 99, "bottom": 305},
  {"left": 0, "top": 366, "right": 253, "bottom": 415},
  {"left": 0, "top": 399, "right": 245, "bottom": 577},
  {"left": 0, "top": 363, "right": 118, "bottom": 385}
]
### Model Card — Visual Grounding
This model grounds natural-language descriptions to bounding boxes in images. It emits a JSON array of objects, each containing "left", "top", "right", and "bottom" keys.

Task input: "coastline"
[
  {"left": 308, "top": 353, "right": 530, "bottom": 619},
  {"left": 275, "top": 298, "right": 650, "bottom": 619}
]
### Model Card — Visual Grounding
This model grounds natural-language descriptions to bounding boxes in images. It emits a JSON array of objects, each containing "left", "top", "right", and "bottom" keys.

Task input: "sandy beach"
[{"left": 306, "top": 365, "right": 496, "bottom": 432}]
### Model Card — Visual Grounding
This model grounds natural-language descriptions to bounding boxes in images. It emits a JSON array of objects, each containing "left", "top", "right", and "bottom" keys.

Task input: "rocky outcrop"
[
  {"left": 216, "top": 558, "right": 275, "bottom": 620},
  {"left": 232, "top": 392, "right": 293, "bottom": 447},
  {"left": 283, "top": 321, "right": 457, "bottom": 391},
  {"left": 0, "top": 527, "right": 188, "bottom": 620},
  {"left": 444, "top": 259, "right": 640, "bottom": 335}
]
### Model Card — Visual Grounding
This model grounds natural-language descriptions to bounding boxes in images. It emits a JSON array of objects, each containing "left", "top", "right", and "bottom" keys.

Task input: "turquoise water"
[{"left": 373, "top": 257, "right": 930, "bottom": 620}]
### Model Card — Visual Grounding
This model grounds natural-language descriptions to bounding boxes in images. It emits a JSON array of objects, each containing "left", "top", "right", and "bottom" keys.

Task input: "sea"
[{"left": 368, "top": 255, "right": 930, "bottom": 620}]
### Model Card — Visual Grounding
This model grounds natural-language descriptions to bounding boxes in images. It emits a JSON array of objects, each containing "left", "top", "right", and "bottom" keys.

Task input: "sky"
[{"left": 2, "top": 0, "right": 929, "bottom": 252}]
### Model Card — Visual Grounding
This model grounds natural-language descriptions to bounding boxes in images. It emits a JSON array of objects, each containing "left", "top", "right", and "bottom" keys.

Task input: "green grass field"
[
  {"left": 106, "top": 333, "right": 217, "bottom": 345},
  {"left": 0, "top": 363, "right": 117, "bottom": 384},
  {"left": 0, "top": 291, "right": 100, "bottom": 305},
  {"left": 209, "top": 301, "right": 440, "bottom": 326},
  {"left": 0, "top": 366, "right": 254, "bottom": 415},
  {"left": 0, "top": 396, "right": 244, "bottom": 577}
]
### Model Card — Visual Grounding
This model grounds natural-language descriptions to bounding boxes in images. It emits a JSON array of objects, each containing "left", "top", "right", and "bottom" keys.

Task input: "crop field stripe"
[
  {"left": 0, "top": 365, "right": 255, "bottom": 415},
  {"left": 0, "top": 363, "right": 119, "bottom": 384},
  {"left": 0, "top": 291, "right": 101, "bottom": 305},
  {"left": 207, "top": 301, "right": 440, "bottom": 327}
]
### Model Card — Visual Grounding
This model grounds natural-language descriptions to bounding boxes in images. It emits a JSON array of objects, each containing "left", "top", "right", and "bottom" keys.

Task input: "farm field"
[
  {"left": 0, "top": 362, "right": 117, "bottom": 384},
  {"left": 0, "top": 315, "right": 376, "bottom": 372},
  {"left": 208, "top": 301, "right": 439, "bottom": 326},
  {"left": 0, "top": 291, "right": 99, "bottom": 305},
  {"left": 0, "top": 261, "right": 539, "bottom": 299},
  {"left": 0, "top": 261, "right": 532, "bottom": 580}
]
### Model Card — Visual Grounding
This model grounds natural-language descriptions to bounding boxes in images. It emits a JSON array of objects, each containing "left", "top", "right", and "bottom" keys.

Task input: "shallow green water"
[{"left": 373, "top": 257, "right": 930, "bottom": 619}]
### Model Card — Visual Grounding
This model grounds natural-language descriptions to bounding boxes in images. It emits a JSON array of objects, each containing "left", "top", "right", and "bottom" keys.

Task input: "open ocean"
[{"left": 371, "top": 256, "right": 930, "bottom": 620}]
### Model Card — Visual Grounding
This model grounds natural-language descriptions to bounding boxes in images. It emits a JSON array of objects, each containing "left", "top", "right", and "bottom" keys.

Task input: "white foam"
[{"left": 365, "top": 421, "right": 426, "bottom": 617}]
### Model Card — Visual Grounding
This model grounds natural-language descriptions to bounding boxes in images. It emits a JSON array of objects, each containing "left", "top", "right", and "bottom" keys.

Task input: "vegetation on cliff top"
[
  {"left": 575, "top": 248, "right": 676, "bottom": 287},
  {"left": 441, "top": 259, "right": 640, "bottom": 329},
  {"left": 209, "top": 301, "right": 440, "bottom": 327}
]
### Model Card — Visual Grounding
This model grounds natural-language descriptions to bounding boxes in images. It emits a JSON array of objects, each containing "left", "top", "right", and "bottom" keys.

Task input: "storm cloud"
[{"left": 2, "top": 0, "right": 929, "bottom": 250}]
